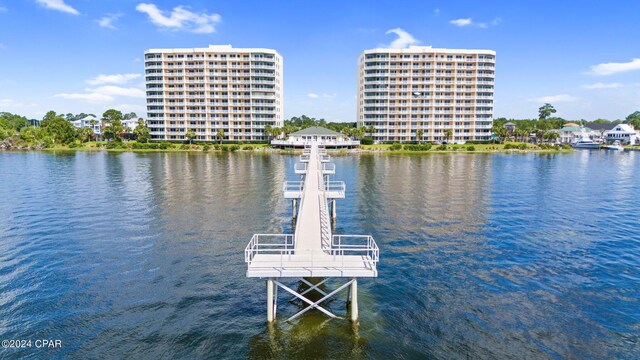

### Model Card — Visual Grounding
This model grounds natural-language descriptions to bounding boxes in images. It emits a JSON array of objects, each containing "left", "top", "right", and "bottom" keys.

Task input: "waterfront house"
[
  {"left": 555, "top": 125, "right": 597, "bottom": 144},
  {"left": 70, "top": 115, "right": 102, "bottom": 137},
  {"left": 605, "top": 124, "right": 638, "bottom": 145},
  {"left": 271, "top": 126, "right": 359, "bottom": 148},
  {"left": 585, "top": 123, "right": 616, "bottom": 142},
  {"left": 503, "top": 122, "right": 516, "bottom": 135}
]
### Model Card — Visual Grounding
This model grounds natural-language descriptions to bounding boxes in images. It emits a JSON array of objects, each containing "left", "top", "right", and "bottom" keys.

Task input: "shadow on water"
[{"left": 248, "top": 313, "right": 368, "bottom": 360}]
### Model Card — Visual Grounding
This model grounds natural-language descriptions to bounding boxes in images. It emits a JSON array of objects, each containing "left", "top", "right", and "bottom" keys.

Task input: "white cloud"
[
  {"left": 450, "top": 18, "right": 472, "bottom": 26},
  {"left": 528, "top": 94, "right": 578, "bottom": 103},
  {"left": 86, "top": 73, "right": 141, "bottom": 85},
  {"left": 135, "top": 3, "right": 221, "bottom": 33},
  {"left": 0, "top": 43, "right": 6, "bottom": 50},
  {"left": 54, "top": 85, "right": 145, "bottom": 104},
  {"left": 35, "top": 0, "right": 79, "bottom": 15},
  {"left": 589, "top": 58, "right": 640, "bottom": 76},
  {"left": 384, "top": 28, "right": 419, "bottom": 49},
  {"left": 450, "top": 17, "right": 500, "bottom": 28},
  {"left": 582, "top": 82, "right": 623, "bottom": 90},
  {"left": 478, "top": 18, "right": 501, "bottom": 28},
  {"left": 0, "top": 6, "right": 7, "bottom": 13},
  {"left": 97, "top": 13, "right": 122, "bottom": 29},
  {"left": 307, "top": 93, "right": 337, "bottom": 99},
  {"left": 434, "top": 9, "right": 440, "bottom": 15}
]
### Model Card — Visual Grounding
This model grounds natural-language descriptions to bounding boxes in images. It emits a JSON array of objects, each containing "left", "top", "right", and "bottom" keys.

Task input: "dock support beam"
[
  {"left": 292, "top": 199, "right": 298, "bottom": 219},
  {"left": 331, "top": 199, "right": 336, "bottom": 220},
  {"left": 350, "top": 278, "right": 358, "bottom": 322},
  {"left": 267, "top": 278, "right": 275, "bottom": 322}
]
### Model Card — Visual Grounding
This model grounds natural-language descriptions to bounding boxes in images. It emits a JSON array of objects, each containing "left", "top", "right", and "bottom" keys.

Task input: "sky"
[{"left": 1, "top": 0, "right": 640, "bottom": 122}]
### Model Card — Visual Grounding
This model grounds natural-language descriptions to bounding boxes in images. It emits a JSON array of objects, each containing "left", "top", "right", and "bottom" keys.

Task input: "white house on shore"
[
  {"left": 70, "top": 115, "right": 102, "bottom": 136},
  {"left": 271, "top": 126, "right": 359, "bottom": 148},
  {"left": 605, "top": 124, "right": 638, "bottom": 145},
  {"left": 554, "top": 125, "right": 598, "bottom": 144}
]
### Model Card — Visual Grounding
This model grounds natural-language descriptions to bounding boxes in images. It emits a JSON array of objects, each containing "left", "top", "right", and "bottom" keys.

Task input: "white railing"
[
  {"left": 331, "top": 235, "right": 379, "bottom": 269},
  {"left": 294, "top": 162, "right": 307, "bottom": 174},
  {"left": 300, "top": 154, "right": 310, "bottom": 162},
  {"left": 283, "top": 181, "right": 304, "bottom": 193},
  {"left": 318, "top": 194, "right": 332, "bottom": 249},
  {"left": 320, "top": 154, "right": 331, "bottom": 163},
  {"left": 322, "top": 163, "right": 335, "bottom": 174},
  {"left": 245, "top": 234, "right": 294, "bottom": 265},
  {"left": 325, "top": 181, "right": 345, "bottom": 193}
]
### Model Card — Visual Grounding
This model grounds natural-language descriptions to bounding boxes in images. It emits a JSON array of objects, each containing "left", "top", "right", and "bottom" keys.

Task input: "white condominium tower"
[
  {"left": 357, "top": 46, "right": 495, "bottom": 143},
  {"left": 144, "top": 45, "right": 283, "bottom": 142}
]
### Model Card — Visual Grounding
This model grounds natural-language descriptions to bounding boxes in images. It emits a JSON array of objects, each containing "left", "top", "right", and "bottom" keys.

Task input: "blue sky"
[{"left": 1, "top": 0, "right": 640, "bottom": 122}]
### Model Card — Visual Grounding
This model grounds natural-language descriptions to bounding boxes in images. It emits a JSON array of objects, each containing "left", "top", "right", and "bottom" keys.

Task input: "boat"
[
  {"left": 603, "top": 140, "right": 624, "bottom": 151},
  {"left": 571, "top": 134, "right": 600, "bottom": 149}
]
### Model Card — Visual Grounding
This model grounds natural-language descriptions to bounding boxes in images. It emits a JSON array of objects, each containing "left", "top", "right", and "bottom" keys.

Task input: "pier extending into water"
[{"left": 245, "top": 143, "right": 379, "bottom": 322}]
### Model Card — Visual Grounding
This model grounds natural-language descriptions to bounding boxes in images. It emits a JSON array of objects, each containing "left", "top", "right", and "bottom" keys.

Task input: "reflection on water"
[{"left": 0, "top": 150, "right": 638, "bottom": 359}]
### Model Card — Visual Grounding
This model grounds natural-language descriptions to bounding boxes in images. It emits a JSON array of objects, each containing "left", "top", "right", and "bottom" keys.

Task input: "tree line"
[
  {"left": 491, "top": 104, "right": 640, "bottom": 142},
  {"left": 0, "top": 109, "right": 149, "bottom": 148}
]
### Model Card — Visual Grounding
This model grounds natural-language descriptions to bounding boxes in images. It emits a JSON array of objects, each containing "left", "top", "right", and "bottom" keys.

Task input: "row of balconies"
[
  {"left": 145, "top": 63, "right": 276, "bottom": 70},
  {"left": 362, "top": 110, "right": 492, "bottom": 115}
]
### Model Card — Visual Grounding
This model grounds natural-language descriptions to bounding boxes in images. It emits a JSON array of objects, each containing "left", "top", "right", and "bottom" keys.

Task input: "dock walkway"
[{"left": 245, "top": 144, "right": 378, "bottom": 278}]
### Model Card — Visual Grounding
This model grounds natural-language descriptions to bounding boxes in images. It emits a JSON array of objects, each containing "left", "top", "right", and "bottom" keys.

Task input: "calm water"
[{"left": 0, "top": 150, "right": 639, "bottom": 359}]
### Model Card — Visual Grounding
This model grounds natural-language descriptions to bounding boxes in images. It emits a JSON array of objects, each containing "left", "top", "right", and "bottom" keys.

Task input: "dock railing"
[
  {"left": 331, "top": 235, "right": 380, "bottom": 269},
  {"left": 322, "top": 163, "right": 336, "bottom": 174},
  {"left": 294, "top": 162, "right": 308, "bottom": 174},
  {"left": 324, "top": 181, "right": 346, "bottom": 198},
  {"left": 245, "top": 234, "right": 295, "bottom": 265}
]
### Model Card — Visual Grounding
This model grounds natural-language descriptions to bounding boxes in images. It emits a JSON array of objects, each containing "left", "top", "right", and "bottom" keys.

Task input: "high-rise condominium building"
[
  {"left": 144, "top": 45, "right": 283, "bottom": 142},
  {"left": 357, "top": 46, "right": 495, "bottom": 143}
]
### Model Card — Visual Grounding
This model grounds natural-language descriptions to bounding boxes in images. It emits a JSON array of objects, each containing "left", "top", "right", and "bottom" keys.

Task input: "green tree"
[
  {"left": 491, "top": 123, "right": 509, "bottom": 142},
  {"left": 282, "top": 124, "right": 293, "bottom": 138},
  {"left": 185, "top": 129, "right": 196, "bottom": 144},
  {"left": 77, "top": 127, "right": 95, "bottom": 143},
  {"left": 625, "top": 111, "right": 640, "bottom": 129},
  {"left": 264, "top": 124, "right": 273, "bottom": 141},
  {"left": 134, "top": 119, "right": 150, "bottom": 143},
  {"left": 102, "top": 109, "right": 124, "bottom": 142},
  {"left": 41, "top": 112, "right": 76, "bottom": 144},
  {"left": 444, "top": 129, "right": 453, "bottom": 143},
  {"left": 216, "top": 129, "right": 225, "bottom": 145},
  {"left": 538, "top": 103, "right": 557, "bottom": 120},
  {"left": 0, "top": 112, "right": 30, "bottom": 131},
  {"left": 19, "top": 126, "right": 43, "bottom": 143},
  {"left": 416, "top": 129, "right": 424, "bottom": 143}
]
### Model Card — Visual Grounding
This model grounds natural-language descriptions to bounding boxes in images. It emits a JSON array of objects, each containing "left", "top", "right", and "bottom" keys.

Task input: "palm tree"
[
  {"left": 444, "top": 129, "right": 453, "bottom": 143},
  {"left": 264, "top": 124, "right": 273, "bottom": 142},
  {"left": 216, "top": 129, "right": 225, "bottom": 145},
  {"left": 416, "top": 129, "right": 424, "bottom": 144},
  {"left": 185, "top": 129, "right": 196, "bottom": 144}
]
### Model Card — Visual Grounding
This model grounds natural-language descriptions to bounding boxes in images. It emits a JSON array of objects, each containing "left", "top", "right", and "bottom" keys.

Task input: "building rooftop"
[
  {"left": 360, "top": 45, "right": 496, "bottom": 56},
  {"left": 290, "top": 126, "right": 343, "bottom": 137},
  {"left": 560, "top": 126, "right": 592, "bottom": 132}
]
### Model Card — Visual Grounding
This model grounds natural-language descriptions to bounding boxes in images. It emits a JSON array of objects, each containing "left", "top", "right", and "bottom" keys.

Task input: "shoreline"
[{"left": 0, "top": 143, "right": 576, "bottom": 155}]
